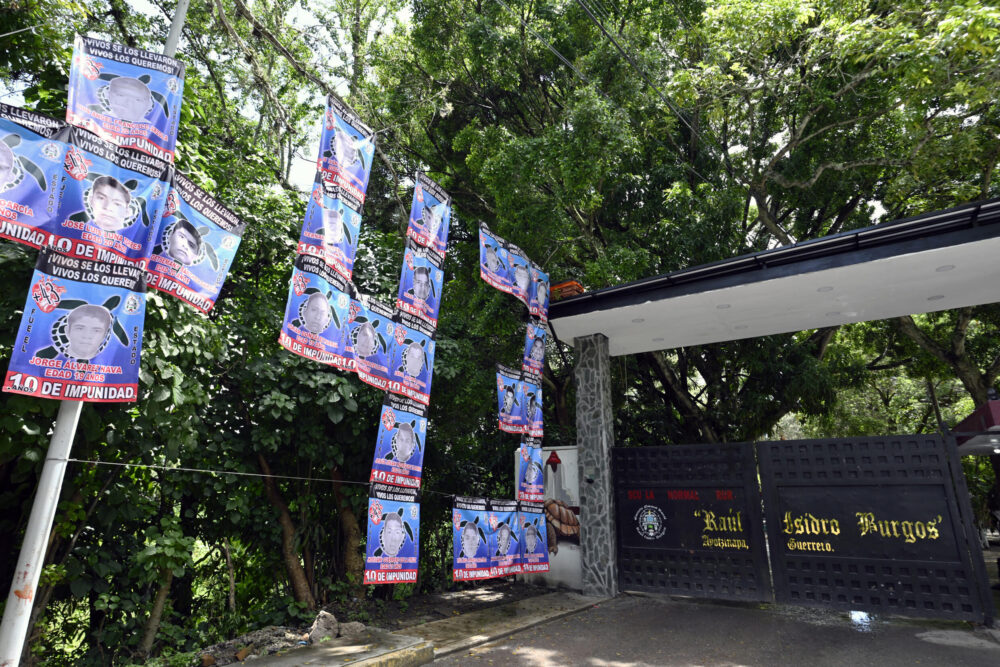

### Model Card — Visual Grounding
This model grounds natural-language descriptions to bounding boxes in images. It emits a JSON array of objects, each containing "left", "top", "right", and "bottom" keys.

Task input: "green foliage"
[{"left": 2, "top": 1, "right": 1000, "bottom": 663}]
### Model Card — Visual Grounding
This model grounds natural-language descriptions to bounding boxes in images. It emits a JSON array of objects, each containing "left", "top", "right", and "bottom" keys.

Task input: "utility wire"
[
  {"left": 491, "top": 0, "right": 599, "bottom": 91},
  {"left": 574, "top": 0, "right": 726, "bottom": 161},
  {"left": 51, "top": 457, "right": 458, "bottom": 498},
  {"left": 490, "top": 0, "right": 715, "bottom": 184}
]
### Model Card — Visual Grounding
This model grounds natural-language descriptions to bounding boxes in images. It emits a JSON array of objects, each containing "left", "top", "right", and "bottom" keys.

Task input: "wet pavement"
[{"left": 433, "top": 594, "right": 1000, "bottom": 666}]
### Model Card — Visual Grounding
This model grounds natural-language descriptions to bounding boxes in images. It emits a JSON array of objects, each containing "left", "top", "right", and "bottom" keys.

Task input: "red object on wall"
[{"left": 546, "top": 450, "right": 562, "bottom": 472}]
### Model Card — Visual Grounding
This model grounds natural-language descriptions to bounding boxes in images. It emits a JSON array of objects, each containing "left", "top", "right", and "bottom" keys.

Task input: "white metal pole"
[
  {"left": 0, "top": 2, "right": 192, "bottom": 663},
  {"left": 0, "top": 400, "right": 83, "bottom": 666}
]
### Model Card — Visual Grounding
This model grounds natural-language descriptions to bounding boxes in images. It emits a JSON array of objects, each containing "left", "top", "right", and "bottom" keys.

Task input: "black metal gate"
[
  {"left": 757, "top": 435, "right": 992, "bottom": 624},
  {"left": 613, "top": 443, "right": 772, "bottom": 601}
]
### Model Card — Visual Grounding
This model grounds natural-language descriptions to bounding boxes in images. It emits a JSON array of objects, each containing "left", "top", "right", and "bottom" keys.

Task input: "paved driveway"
[{"left": 434, "top": 594, "right": 1000, "bottom": 666}]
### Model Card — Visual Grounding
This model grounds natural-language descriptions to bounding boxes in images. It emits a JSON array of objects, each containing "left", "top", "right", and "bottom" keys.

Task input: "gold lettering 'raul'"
[
  {"left": 693, "top": 509, "right": 743, "bottom": 533},
  {"left": 781, "top": 512, "right": 840, "bottom": 536},
  {"left": 855, "top": 513, "right": 942, "bottom": 543}
]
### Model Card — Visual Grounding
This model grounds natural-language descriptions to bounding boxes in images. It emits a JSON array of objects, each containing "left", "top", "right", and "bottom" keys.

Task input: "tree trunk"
[
  {"left": 331, "top": 466, "right": 364, "bottom": 594},
  {"left": 138, "top": 568, "right": 173, "bottom": 657},
  {"left": 258, "top": 454, "right": 317, "bottom": 610},
  {"left": 220, "top": 538, "right": 237, "bottom": 612}
]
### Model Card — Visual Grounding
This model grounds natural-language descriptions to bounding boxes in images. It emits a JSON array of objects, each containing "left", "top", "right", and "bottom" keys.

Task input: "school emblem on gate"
[{"left": 634, "top": 505, "right": 666, "bottom": 540}]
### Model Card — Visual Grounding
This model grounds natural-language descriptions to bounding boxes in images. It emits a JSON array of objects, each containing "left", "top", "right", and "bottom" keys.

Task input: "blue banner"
[
  {"left": 519, "top": 501, "right": 550, "bottom": 573},
  {"left": 3, "top": 247, "right": 146, "bottom": 402},
  {"left": 67, "top": 35, "right": 185, "bottom": 163},
  {"left": 317, "top": 95, "right": 374, "bottom": 204},
  {"left": 369, "top": 393, "right": 427, "bottom": 490},
  {"left": 479, "top": 222, "right": 510, "bottom": 293},
  {"left": 496, "top": 363, "right": 524, "bottom": 434},
  {"left": 364, "top": 483, "right": 419, "bottom": 585},
  {"left": 278, "top": 254, "right": 351, "bottom": 368},
  {"left": 507, "top": 243, "right": 532, "bottom": 308},
  {"left": 522, "top": 370, "right": 543, "bottom": 438},
  {"left": 345, "top": 295, "right": 395, "bottom": 392},
  {"left": 0, "top": 103, "right": 68, "bottom": 248},
  {"left": 296, "top": 179, "right": 363, "bottom": 283},
  {"left": 529, "top": 264, "right": 549, "bottom": 323},
  {"left": 147, "top": 172, "right": 244, "bottom": 312},
  {"left": 405, "top": 172, "right": 451, "bottom": 265},
  {"left": 518, "top": 437, "right": 544, "bottom": 502},
  {"left": 489, "top": 499, "right": 522, "bottom": 577},
  {"left": 522, "top": 320, "right": 546, "bottom": 375},
  {"left": 396, "top": 241, "right": 444, "bottom": 328},
  {"left": 452, "top": 496, "right": 491, "bottom": 581},
  {"left": 387, "top": 312, "right": 435, "bottom": 406},
  {"left": 51, "top": 127, "right": 170, "bottom": 266}
]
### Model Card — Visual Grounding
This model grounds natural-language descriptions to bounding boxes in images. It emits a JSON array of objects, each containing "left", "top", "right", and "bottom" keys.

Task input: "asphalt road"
[{"left": 434, "top": 594, "right": 1000, "bottom": 666}]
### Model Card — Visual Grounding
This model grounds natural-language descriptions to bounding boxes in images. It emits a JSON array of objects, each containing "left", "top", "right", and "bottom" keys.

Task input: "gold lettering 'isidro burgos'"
[
  {"left": 694, "top": 509, "right": 749, "bottom": 550},
  {"left": 781, "top": 511, "right": 944, "bottom": 553}
]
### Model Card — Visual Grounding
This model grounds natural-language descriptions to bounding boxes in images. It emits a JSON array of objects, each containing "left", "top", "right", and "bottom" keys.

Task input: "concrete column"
[{"left": 574, "top": 333, "right": 618, "bottom": 598}]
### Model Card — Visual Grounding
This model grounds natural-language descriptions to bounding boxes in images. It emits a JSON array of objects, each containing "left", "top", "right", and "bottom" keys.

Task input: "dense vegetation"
[{"left": 1, "top": 0, "right": 998, "bottom": 663}]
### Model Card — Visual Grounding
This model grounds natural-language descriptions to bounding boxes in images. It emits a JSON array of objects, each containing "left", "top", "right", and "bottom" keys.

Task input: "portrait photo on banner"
[
  {"left": 346, "top": 295, "right": 395, "bottom": 392},
  {"left": 147, "top": 172, "right": 245, "bottom": 313},
  {"left": 51, "top": 127, "right": 171, "bottom": 266},
  {"left": 317, "top": 95, "right": 374, "bottom": 203},
  {"left": 452, "top": 496, "right": 491, "bottom": 581},
  {"left": 66, "top": 35, "right": 185, "bottom": 162},
  {"left": 405, "top": 172, "right": 451, "bottom": 260},
  {"left": 369, "top": 393, "right": 428, "bottom": 490},
  {"left": 297, "top": 179, "right": 363, "bottom": 282},
  {"left": 3, "top": 247, "right": 146, "bottom": 403},
  {"left": 0, "top": 103, "right": 69, "bottom": 248},
  {"left": 396, "top": 240, "right": 444, "bottom": 327},
  {"left": 364, "top": 483, "right": 419, "bottom": 585},
  {"left": 278, "top": 254, "right": 351, "bottom": 368}
]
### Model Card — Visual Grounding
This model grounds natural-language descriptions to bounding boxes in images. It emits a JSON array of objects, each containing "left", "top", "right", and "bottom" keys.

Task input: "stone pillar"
[{"left": 574, "top": 333, "right": 618, "bottom": 598}]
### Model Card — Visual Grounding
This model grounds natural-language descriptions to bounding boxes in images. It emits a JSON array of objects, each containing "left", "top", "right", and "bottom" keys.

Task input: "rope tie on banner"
[{"left": 45, "top": 457, "right": 459, "bottom": 497}]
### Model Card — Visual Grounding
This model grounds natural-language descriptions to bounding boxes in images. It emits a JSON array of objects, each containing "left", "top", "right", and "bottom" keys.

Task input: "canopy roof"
[{"left": 548, "top": 198, "right": 1000, "bottom": 356}]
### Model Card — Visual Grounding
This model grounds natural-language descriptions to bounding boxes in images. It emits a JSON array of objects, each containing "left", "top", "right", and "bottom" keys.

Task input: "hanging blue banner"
[
  {"left": 405, "top": 172, "right": 451, "bottom": 265},
  {"left": 518, "top": 436, "right": 544, "bottom": 502},
  {"left": 317, "top": 95, "right": 375, "bottom": 204},
  {"left": 345, "top": 295, "right": 395, "bottom": 391},
  {"left": 0, "top": 104, "right": 68, "bottom": 248},
  {"left": 396, "top": 240, "right": 444, "bottom": 328},
  {"left": 67, "top": 35, "right": 185, "bottom": 163},
  {"left": 522, "top": 370, "right": 543, "bottom": 438},
  {"left": 51, "top": 127, "right": 170, "bottom": 266},
  {"left": 479, "top": 222, "right": 511, "bottom": 293},
  {"left": 522, "top": 320, "right": 546, "bottom": 375},
  {"left": 496, "top": 363, "right": 524, "bottom": 434},
  {"left": 364, "top": 483, "right": 419, "bottom": 585},
  {"left": 519, "top": 501, "right": 550, "bottom": 573},
  {"left": 489, "top": 498, "right": 521, "bottom": 577},
  {"left": 387, "top": 312, "right": 435, "bottom": 406},
  {"left": 369, "top": 393, "right": 428, "bottom": 490},
  {"left": 296, "top": 179, "right": 363, "bottom": 283},
  {"left": 3, "top": 247, "right": 146, "bottom": 402},
  {"left": 452, "top": 496, "right": 491, "bottom": 581},
  {"left": 529, "top": 263, "right": 549, "bottom": 323},
  {"left": 147, "top": 172, "right": 244, "bottom": 313},
  {"left": 278, "top": 254, "right": 351, "bottom": 368},
  {"left": 507, "top": 243, "right": 533, "bottom": 308}
]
